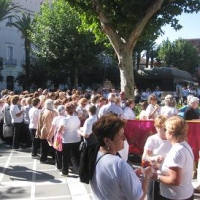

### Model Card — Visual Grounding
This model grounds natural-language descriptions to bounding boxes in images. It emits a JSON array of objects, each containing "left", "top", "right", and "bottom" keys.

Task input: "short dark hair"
[{"left": 92, "top": 113, "right": 126, "bottom": 146}]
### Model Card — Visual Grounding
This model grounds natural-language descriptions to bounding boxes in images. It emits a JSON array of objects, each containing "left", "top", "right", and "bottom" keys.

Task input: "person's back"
[
  {"left": 98, "top": 93, "right": 124, "bottom": 118},
  {"left": 91, "top": 152, "right": 143, "bottom": 200}
]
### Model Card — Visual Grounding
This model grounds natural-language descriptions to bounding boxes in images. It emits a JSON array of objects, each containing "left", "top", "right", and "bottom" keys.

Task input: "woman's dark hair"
[{"left": 92, "top": 113, "right": 126, "bottom": 146}]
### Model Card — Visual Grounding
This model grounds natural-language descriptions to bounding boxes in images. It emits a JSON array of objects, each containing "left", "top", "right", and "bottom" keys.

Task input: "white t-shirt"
[
  {"left": 62, "top": 115, "right": 81, "bottom": 143},
  {"left": 139, "top": 110, "right": 148, "bottom": 120},
  {"left": 90, "top": 152, "right": 143, "bottom": 200},
  {"left": 160, "top": 106, "right": 178, "bottom": 117},
  {"left": 160, "top": 141, "right": 194, "bottom": 199},
  {"left": 82, "top": 115, "right": 97, "bottom": 136},
  {"left": 51, "top": 115, "right": 66, "bottom": 135},
  {"left": 123, "top": 107, "right": 136, "bottom": 120},
  {"left": 10, "top": 104, "right": 23, "bottom": 123},
  {"left": 144, "top": 133, "right": 171, "bottom": 157},
  {"left": 98, "top": 102, "right": 124, "bottom": 119},
  {"left": 146, "top": 104, "right": 160, "bottom": 119},
  {"left": 29, "top": 107, "right": 41, "bottom": 129}
]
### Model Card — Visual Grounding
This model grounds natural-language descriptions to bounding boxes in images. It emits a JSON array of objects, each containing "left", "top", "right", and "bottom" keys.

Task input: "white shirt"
[
  {"left": 82, "top": 115, "right": 97, "bottom": 136},
  {"left": 139, "top": 110, "right": 148, "bottom": 120},
  {"left": 144, "top": 133, "right": 171, "bottom": 157},
  {"left": 146, "top": 104, "right": 160, "bottom": 119},
  {"left": 51, "top": 115, "right": 66, "bottom": 135},
  {"left": 62, "top": 115, "right": 81, "bottom": 143},
  {"left": 98, "top": 102, "right": 124, "bottom": 118},
  {"left": 123, "top": 107, "right": 136, "bottom": 120},
  {"left": 10, "top": 104, "right": 23, "bottom": 123},
  {"left": 160, "top": 106, "right": 178, "bottom": 117},
  {"left": 160, "top": 141, "right": 194, "bottom": 199},
  {"left": 90, "top": 152, "right": 143, "bottom": 200},
  {"left": 29, "top": 107, "right": 41, "bottom": 129}
]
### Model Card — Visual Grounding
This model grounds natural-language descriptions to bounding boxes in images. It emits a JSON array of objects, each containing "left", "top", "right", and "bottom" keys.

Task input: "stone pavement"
[
  {"left": 0, "top": 146, "right": 92, "bottom": 200},
  {"left": 0, "top": 146, "right": 200, "bottom": 200}
]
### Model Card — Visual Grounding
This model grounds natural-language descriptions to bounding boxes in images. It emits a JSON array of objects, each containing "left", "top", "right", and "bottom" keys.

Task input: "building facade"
[{"left": 0, "top": 0, "right": 44, "bottom": 92}]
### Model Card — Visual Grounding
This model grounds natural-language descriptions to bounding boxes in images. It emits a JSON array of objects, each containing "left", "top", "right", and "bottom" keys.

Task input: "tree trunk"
[{"left": 118, "top": 51, "right": 134, "bottom": 99}]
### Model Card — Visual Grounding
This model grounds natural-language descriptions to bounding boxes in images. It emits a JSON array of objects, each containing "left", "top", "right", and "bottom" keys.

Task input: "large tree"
[
  {"left": 157, "top": 38, "right": 199, "bottom": 73},
  {"left": 7, "top": 13, "right": 32, "bottom": 90},
  {"left": 31, "top": 0, "right": 104, "bottom": 88},
  {"left": 66, "top": 0, "right": 200, "bottom": 98}
]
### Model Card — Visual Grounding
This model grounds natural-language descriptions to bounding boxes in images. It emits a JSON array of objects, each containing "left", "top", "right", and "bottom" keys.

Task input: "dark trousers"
[
  {"left": 13, "top": 122, "right": 23, "bottom": 149},
  {"left": 161, "top": 194, "right": 194, "bottom": 200},
  {"left": 55, "top": 150, "right": 63, "bottom": 169},
  {"left": 23, "top": 123, "right": 32, "bottom": 147},
  {"left": 40, "top": 139, "right": 49, "bottom": 161},
  {"left": 0, "top": 119, "right": 3, "bottom": 140},
  {"left": 147, "top": 180, "right": 161, "bottom": 200},
  {"left": 62, "top": 142, "right": 81, "bottom": 174},
  {"left": 29, "top": 129, "right": 40, "bottom": 155}
]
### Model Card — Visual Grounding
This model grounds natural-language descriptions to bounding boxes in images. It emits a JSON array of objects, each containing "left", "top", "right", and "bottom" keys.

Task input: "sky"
[{"left": 156, "top": 12, "right": 200, "bottom": 44}]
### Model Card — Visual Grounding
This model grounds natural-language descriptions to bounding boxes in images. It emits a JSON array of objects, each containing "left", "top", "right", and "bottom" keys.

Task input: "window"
[{"left": 7, "top": 46, "right": 14, "bottom": 60}]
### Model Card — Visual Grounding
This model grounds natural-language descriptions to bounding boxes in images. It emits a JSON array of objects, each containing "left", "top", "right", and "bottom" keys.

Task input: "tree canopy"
[
  {"left": 0, "top": 0, "right": 18, "bottom": 22},
  {"left": 157, "top": 38, "right": 199, "bottom": 73},
  {"left": 31, "top": 0, "right": 104, "bottom": 88},
  {"left": 66, "top": 0, "right": 200, "bottom": 97}
]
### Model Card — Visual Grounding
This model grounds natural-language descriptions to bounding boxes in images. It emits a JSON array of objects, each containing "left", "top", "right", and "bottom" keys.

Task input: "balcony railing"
[{"left": 4, "top": 59, "right": 17, "bottom": 66}]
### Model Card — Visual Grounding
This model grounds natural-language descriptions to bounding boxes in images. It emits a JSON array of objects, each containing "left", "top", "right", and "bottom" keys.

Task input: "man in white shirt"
[{"left": 98, "top": 93, "right": 124, "bottom": 119}]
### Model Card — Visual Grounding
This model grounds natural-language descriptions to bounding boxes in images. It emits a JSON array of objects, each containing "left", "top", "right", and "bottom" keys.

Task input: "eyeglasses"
[{"left": 151, "top": 99, "right": 157, "bottom": 101}]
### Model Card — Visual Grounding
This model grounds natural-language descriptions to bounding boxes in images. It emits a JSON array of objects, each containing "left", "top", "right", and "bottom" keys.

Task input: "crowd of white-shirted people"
[{"left": 0, "top": 84, "right": 199, "bottom": 200}]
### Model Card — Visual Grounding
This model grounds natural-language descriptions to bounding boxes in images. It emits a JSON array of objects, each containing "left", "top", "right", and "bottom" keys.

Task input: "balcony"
[{"left": 4, "top": 59, "right": 17, "bottom": 66}]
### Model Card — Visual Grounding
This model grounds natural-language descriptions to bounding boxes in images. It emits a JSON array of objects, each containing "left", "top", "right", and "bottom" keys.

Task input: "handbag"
[
  {"left": 53, "top": 132, "right": 63, "bottom": 152},
  {"left": 3, "top": 124, "right": 14, "bottom": 138}
]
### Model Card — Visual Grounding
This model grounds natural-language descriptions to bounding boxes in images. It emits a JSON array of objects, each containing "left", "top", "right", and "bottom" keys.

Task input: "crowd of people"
[{"left": 0, "top": 86, "right": 198, "bottom": 200}]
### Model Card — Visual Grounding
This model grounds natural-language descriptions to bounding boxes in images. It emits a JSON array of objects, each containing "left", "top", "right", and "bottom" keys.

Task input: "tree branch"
[
  {"left": 128, "top": 0, "right": 165, "bottom": 51},
  {"left": 92, "top": 0, "right": 125, "bottom": 54}
]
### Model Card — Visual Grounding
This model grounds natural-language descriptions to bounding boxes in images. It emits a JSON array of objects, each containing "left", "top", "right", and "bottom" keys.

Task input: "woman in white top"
[
  {"left": 47, "top": 105, "right": 66, "bottom": 171},
  {"left": 59, "top": 102, "right": 81, "bottom": 176},
  {"left": 142, "top": 115, "right": 171, "bottom": 200},
  {"left": 77, "top": 105, "right": 97, "bottom": 146},
  {"left": 146, "top": 94, "right": 160, "bottom": 120},
  {"left": 29, "top": 98, "right": 41, "bottom": 157},
  {"left": 152, "top": 116, "right": 194, "bottom": 200},
  {"left": 160, "top": 94, "right": 178, "bottom": 118},
  {"left": 10, "top": 95, "right": 24, "bottom": 150},
  {"left": 90, "top": 114, "right": 154, "bottom": 200},
  {"left": 123, "top": 99, "right": 136, "bottom": 120}
]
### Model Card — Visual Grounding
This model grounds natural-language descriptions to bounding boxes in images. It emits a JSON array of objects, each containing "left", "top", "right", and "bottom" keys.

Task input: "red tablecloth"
[{"left": 124, "top": 120, "right": 200, "bottom": 161}]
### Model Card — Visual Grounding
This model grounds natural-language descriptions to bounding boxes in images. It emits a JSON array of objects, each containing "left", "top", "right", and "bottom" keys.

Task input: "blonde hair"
[
  {"left": 165, "top": 116, "right": 188, "bottom": 140},
  {"left": 154, "top": 115, "right": 168, "bottom": 128}
]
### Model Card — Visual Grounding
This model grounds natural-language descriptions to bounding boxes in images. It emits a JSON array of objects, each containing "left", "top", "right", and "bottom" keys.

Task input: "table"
[{"left": 124, "top": 120, "right": 200, "bottom": 161}]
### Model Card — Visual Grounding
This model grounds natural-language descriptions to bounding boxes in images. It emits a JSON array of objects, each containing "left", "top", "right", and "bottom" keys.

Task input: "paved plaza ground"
[{"left": 0, "top": 146, "right": 200, "bottom": 200}]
